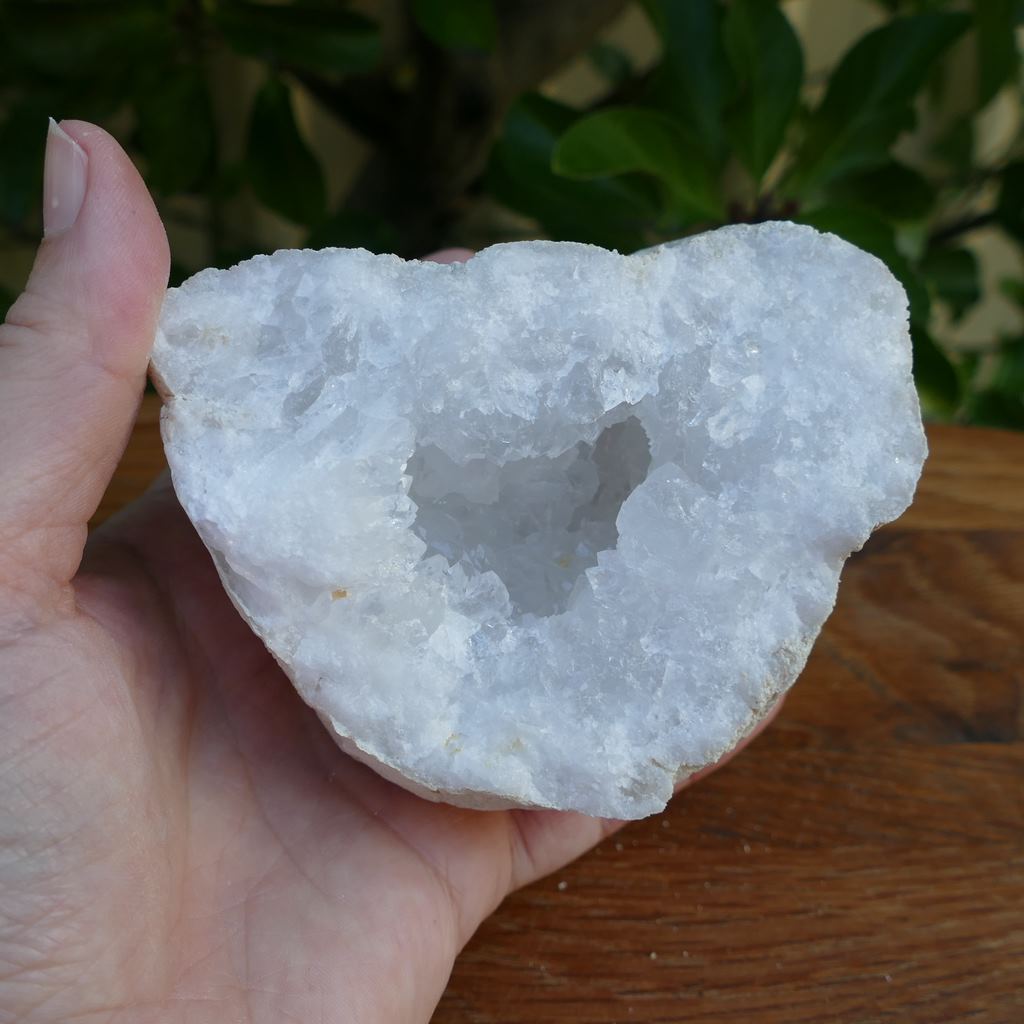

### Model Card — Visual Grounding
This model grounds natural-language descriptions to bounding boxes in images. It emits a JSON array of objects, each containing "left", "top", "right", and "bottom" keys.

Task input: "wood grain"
[
  {"left": 90, "top": 394, "right": 166, "bottom": 528},
  {"left": 94, "top": 398, "right": 1024, "bottom": 1023},
  {"left": 896, "top": 424, "right": 1024, "bottom": 532}
]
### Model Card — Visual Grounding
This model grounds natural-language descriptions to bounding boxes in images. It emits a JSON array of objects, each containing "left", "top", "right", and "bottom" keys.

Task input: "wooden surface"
[{"left": 96, "top": 402, "right": 1024, "bottom": 1023}]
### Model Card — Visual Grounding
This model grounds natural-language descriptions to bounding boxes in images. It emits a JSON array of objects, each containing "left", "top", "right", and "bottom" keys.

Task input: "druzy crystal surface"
[{"left": 152, "top": 222, "right": 926, "bottom": 818}]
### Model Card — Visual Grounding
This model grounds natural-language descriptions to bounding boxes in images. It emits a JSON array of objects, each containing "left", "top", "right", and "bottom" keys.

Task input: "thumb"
[{"left": 0, "top": 119, "right": 169, "bottom": 617}]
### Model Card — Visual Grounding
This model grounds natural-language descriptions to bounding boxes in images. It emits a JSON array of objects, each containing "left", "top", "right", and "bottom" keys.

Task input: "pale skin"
[{"left": 0, "top": 121, "right": 779, "bottom": 1023}]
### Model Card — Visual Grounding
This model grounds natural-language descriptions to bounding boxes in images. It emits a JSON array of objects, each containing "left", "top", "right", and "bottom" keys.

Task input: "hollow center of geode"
[{"left": 406, "top": 416, "right": 652, "bottom": 617}]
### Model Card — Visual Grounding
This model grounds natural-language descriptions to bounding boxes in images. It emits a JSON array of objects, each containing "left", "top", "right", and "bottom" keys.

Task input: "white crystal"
[{"left": 151, "top": 222, "right": 925, "bottom": 819}]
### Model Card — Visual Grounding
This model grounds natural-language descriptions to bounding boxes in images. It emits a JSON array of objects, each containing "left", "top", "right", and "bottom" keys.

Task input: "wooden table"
[{"left": 96, "top": 402, "right": 1024, "bottom": 1023}]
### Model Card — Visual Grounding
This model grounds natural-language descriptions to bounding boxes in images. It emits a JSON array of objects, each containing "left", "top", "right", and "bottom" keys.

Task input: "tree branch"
[
  {"left": 595, "top": 68, "right": 656, "bottom": 111},
  {"left": 289, "top": 69, "right": 404, "bottom": 148},
  {"left": 315, "top": 0, "right": 631, "bottom": 254},
  {"left": 928, "top": 209, "right": 996, "bottom": 247},
  {"left": 496, "top": 0, "right": 633, "bottom": 95}
]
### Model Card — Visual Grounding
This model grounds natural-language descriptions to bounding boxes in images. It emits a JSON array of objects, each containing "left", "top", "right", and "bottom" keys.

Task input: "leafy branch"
[{"left": 0, "top": 0, "right": 1021, "bottom": 426}]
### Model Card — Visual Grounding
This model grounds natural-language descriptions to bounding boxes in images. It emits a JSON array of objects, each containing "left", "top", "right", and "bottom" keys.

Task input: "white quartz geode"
[{"left": 152, "top": 222, "right": 926, "bottom": 819}]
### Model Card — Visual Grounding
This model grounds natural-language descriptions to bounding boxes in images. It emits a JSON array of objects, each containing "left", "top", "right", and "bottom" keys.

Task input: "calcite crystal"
[{"left": 152, "top": 222, "right": 926, "bottom": 819}]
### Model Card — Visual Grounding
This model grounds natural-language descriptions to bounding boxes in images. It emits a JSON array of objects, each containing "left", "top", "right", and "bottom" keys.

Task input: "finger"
[
  {"left": 674, "top": 694, "right": 785, "bottom": 792},
  {"left": 506, "top": 696, "right": 787, "bottom": 891},
  {"left": 0, "top": 120, "right": 169, "bottom": 610},
  {"left": 424, "top": 247, "right": 474, "bottom": 265}
]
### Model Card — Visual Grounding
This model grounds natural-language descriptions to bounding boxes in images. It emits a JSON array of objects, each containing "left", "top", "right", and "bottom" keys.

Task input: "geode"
[{"left": 151, "top": 222, "right": 926, "bottom": 819}]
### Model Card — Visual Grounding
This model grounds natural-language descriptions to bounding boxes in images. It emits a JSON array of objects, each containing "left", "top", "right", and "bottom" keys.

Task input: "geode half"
[{"left": 151, "top": 222, "right": 926, "bottom": 819}]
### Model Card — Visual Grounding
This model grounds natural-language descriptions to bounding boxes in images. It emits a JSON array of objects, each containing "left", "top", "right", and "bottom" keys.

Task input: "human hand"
[{"left": 0, "top": 121, "right": 778, "bottom": 1023}]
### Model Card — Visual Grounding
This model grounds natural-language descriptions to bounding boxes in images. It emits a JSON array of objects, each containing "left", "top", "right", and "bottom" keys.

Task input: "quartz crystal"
[{"left": 151, "top": 222, "right": 926, "bottom": 819}]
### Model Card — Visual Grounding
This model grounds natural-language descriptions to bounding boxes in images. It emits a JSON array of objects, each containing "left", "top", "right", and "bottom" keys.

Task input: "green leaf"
[
  {"left": 0, "top": 103, "right": 48, "bottom": 227},
  {"left": 919, "top": 247, "right": 981, "bottom": 321},
  {"left": 975, "top": 0, "right": 1020, "bottom": 106},
  {"left": 999, "top": 277, "right": 1024, "bottom": 308},
  {"left": 216, "top": 1, "right": 381, "bottom": 74},
  {"left": 911, "top": 324, "right": 961, "bottom": 416},
  {"left": 990, "top": 336, "right": 1024, "bottom": 396},
  {"left": 959, "top": 349, "right": 982, "bottom": 387},
  {"left": 305, "top": 209, "right": 399, "bottom": 253},
  {"left": 211, "top": 160, "right": 248, "bottom": 202},
  {"left": 486, "top": 95, "right": 658, "bottom": 252},
  {"left": 136, "top": 66, "right": 215, "bottom": 195},
  {"left": 553, "top": 107, "right": 723, "bottom": 220},
  {"left": 996, "top": 161, "right": 1024, "bottom": 243},
  {"left": 169, "top": 260, "right": 197, "bottom": 289},
  {"left": 1, "top": 1, "right": 170, "bottom": 81},
  {"left": 931, "top": 114, "right": 974, "bottom": 173},
  {"left": 246, "top": 76, "right": 326, "bottom": 227},
  {"left": 587, "top": 41, "right": 634, "bottom": 87},
  {"left": 213, "top": 245, "right": 262, "bottom": 271},
  {"left": 826, "top": 162, "right": 936, "bottom": 221},
  {"left": 411, "top": 0, "right": 496, "bottom": 51},
  {"left": 0, "top": 283, "right": 17, "bottom": 323},
  {"left": 963, "top": 388, "right": 1024, "bottom": 429},
  {"left": 798, "top": 205, "right": 930, "bottom": 324},
  {"left": 723, "top": 0, "right": 804, "bottom": 181},
  {"left": 641, "top": 0, "right": 731, "bottom": 167},
  {"left": 787, "top": 13, "right": 970, "bottom": 193}
]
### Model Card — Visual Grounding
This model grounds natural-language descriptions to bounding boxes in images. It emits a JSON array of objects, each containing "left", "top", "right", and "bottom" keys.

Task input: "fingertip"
[
  {"left": 42, "top": 118, "right": 87, "bottom": 238},
  {"left": 0, "top": 120, "right": 171, "bottom": 570},
  {"left": 425, "top": 248, "right": 475, "bottom": 265},
  {"left": 673, "top": 696, "right": 786, "bottom": 794},
  {"left": 56, "top": 119, "right": 170, "bottom": 351}
]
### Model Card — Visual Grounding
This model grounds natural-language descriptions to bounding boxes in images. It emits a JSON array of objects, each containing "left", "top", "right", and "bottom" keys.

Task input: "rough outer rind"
[{"left": 152, "top": 222, "right": 926, "bottom": 819}]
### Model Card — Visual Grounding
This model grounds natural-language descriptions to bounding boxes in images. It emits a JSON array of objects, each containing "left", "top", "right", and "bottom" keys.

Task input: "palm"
[
  {"left": 1, "top": 122, "right": 768, "bottom": 1023},
  {"left": 9, "top": 480, "right": 602, "bottom": 1023}
]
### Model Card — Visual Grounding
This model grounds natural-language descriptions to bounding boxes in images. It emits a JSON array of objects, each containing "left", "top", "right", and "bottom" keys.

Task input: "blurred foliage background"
[{"left": 1, "top": 0, "right": 1022, "bottom": 426}]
